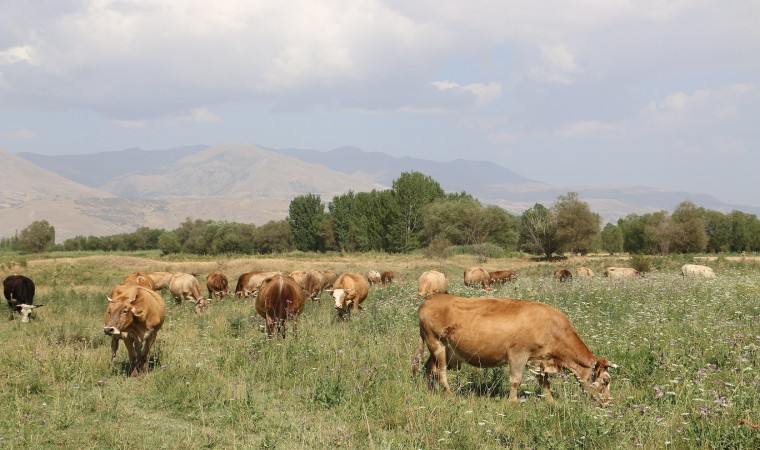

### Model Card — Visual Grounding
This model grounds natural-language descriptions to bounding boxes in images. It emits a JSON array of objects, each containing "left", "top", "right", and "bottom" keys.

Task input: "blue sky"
[{"left": 1, "top": 1, "right": 758, "bottom": 206}]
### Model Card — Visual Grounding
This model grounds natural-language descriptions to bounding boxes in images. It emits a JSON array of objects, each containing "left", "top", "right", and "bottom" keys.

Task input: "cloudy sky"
[{"left": 1, "top": 1, "right": 758, "bottom": 206}]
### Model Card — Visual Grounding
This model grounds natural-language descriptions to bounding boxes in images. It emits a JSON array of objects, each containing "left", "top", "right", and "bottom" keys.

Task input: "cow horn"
[
  {"left": 107, "top": 296, "right": 114, "bottom": 303},
  {"left": 130, "top": 295, "right": 139, "bottom": 304}
]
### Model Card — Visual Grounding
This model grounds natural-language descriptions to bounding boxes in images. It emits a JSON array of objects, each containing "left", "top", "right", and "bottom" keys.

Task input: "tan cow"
[
  {"left": 489, "top": 270, "right": 517, "bottom": 284},
  {"left": 332, "top": 272, "right": 369, "bottom": 319},
  {"left": 553, "top": 268, "right": 572, "bottom": 282},
  {"left": 147, "top": 271, "right": 174, "bottom": 290},
  {"left": 381, "top": 271, "right": 394, "bottom": 284},
  {"left": 576, "top": 267, "right": 595, "bottom": 278},
  {"left": 255, "top": 274, "right": 305, "bottom": 338},
  {"left": 681, "top": 264, "right": 715, "bottom": 278},
  {"left": 206, "top": 271, "right": 229, "bottom": 300},
  {"left": 123, "top": 272, "right": 156, "bottom": 290},
  {"left": 411, "top": 294, "right": 618, "bottom": 405},
  {"left": 168, "top": 273, "right": 206, "bottom": 307},
  {"left": 417, "top": 270, "right": 448, "bottom": 298},
  {"left": 464, "top": 266, "right": 491, "bottom": 288},
  {"left": 321, "top": 270, "right": 338, "bottom": 289},
  {"left": 234, "top": 271, "right": 281, "bottom": 298},
  {"left": 366, "top": 270, "right": 382, "bottom": 285},
  {"left": 289, "top": 269, "right": 324, "bottom": 301},
  {"left": 604, "top": 267, "right": 640, "bottom": 278},
  {"left": 103, "top": 284, "right": 166, "bottom": 377}
]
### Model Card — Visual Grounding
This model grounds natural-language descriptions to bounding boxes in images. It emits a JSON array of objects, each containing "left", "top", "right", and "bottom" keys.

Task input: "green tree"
[
  {"left": 18, "top": 220, "right": 55, "bottom": 253},
  {"left": 158, "top": 231, "right": 181, "bottom": 255},
  {"left": 253, "top": 220, "right": 292, "bottom": 253},
  {"left": 552, "top": 192, "right": 601, "bottom": 255},
  {"left": 670, "top": 201, "right": 708, "bottom": 253},
  {"left": 703, "top": 210, "right": 732, "bottom": 253},
  {"left": 288, "top": 194, "right": 325, "bottom": 252},
  {"left": 392, "top": 172, "right": 445, "bottom": 252},
  {"left": 519, "top": 203, "right": 559, "bottom": 258},
  {"left": 600, "top": 223, "right": 624, "bottom": 255},
  {"left": 644, "top": 211, "right": 676, "bottom": 255}
]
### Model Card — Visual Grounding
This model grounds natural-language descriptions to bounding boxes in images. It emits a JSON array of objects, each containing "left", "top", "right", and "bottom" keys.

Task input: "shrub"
[{"left": 629, "top": 254, "right": 652, "bottom": 273}]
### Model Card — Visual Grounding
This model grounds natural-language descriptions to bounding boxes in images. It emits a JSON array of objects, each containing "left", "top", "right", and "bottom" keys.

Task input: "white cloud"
[
  {"left": 2, "top": 127, "right": 36, "bottom": 140},
  {"left": 431, "top": 80, "right": 502, "bottom": 106},
  {"left": 111, "top": 119, "right": 146, "bottom": 129},
  {"left": 170, "top": 107, "right": 222, "bottom": 124},
  {"left": 528, "top": 43, "right": 580, "bottom": 85},
  {"left": 643, "top": 83, "right": 757, "bottom": 126},
  {"left": 0, "top": 45, "right": 35, "bottom": 65},
  {"left": 556, "top": 120, "right": 618, "bottom": 138}
]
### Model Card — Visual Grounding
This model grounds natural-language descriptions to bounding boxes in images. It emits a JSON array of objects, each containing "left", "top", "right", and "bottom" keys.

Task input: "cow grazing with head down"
[
  {"left": 240, "top": 271, "right": 282, "bottom": 298},
  {"left": 206, "top": 271, "right": 229, "bottom": 300},
  {"left": 553, "top": 268, "right": 572, "bottom": 282},
  {"left": 681, "top": 264, "right": 715, "bottom": 278},
  {"left": 464, "top": 266, "right": 492, "bottom": 288},
  {"left": 255, "top": 274, "right": 305, "bottom": 338},
  {"left": 3, "top": 275, "right": 42, "bottom": 323},
  {"left": 332, "top": 272, "right": 369, "bottom": 319},
  {"left": 605, "top": 267, "right": 640, "bottom": 278},
  {"left": 489, "top": 270, "right": 517, "bottom": 284},
  {"left": 411, "top": 294, "right": 618, "bottom": 405},
  {"left": 321, "top": 270, "right": 338, "bottom": 289},
  {"left": 104, "top": 284, "right": 166, "bottom": 377},
  {"left": 381, "top": 271, "right": 394, "bottom": 284},
  {"left": 366, "top": 270, "right": 382, "bottom": 285},
  {"left": 417, "top": 270, "right": 448, "bottom": 298},
  {"left": 168, "top": 273, "right": 207, "bottom": 309},
  {"left": 576, "top": 267, "right": 595, "bottom": 278},
  {"left": 123, "top": 272, "right": 156, "bottom": 289}
]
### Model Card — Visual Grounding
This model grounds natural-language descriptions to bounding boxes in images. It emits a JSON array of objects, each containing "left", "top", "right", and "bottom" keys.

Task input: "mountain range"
[{"left": 3, "top": 143, "right": 757, "bottom": 242}]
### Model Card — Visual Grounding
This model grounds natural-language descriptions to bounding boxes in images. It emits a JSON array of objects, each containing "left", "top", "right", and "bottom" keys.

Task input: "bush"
[{"left": 629, "top": 254, "right": 652, "bottom": 273}]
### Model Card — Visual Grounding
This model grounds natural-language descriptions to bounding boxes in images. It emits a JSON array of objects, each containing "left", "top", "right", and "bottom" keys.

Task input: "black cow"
[{"left": 3, "top": 275, "right": 41, "bottom": 322}]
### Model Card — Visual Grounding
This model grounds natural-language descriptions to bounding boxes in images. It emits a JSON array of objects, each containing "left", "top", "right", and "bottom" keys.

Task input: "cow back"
[
  {"left": 417, "top": 270, "right": 448, "bottom": 297},
  {"left": 464, "top": 266, "right": 491, "bottom": 288},
  {"left": 3, "top": 275, "right": 35, "bottom": 306},
  {"left": 256, "top": 274, "right": 305, "bottom": 321}
]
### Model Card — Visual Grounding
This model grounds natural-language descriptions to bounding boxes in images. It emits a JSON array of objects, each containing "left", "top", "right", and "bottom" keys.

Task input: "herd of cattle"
[{"left": 3, "top": 262, "right": 717, "bottom": 404}]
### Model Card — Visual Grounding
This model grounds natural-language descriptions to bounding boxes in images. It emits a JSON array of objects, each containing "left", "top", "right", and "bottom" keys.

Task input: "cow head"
[
  {"left": 103, "top": 295, "right": 141, "bottom": 336},
  {"left": 14, "top": 304, "right": 41, "bottom": 323},
  {"left": 193, "top": 298, "right": 209, "bottom": 314},
  {"left": 332, "top": 288, "right": 354, "bottom": 311},
  {"left": 584, "top": 358, "right": 619, "bottom": 405}
]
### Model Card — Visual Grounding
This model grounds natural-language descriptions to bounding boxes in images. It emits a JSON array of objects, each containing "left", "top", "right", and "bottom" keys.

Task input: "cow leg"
[
  {"left": 265, "top": 314, "right": 275, "bottom": 338},
  {"left": 138, "top": 333, "right": 158, "bottom": 375},
  {"left": 507, "top": 355, "right": 529, "bottom": 401},
  {"left": 426, "top": 340, "right": 451, "bottom": 392},
  {"left": 277, "top": 319, "right": 286, "bottom": 338},
  {"left": 536, "top": 372, "right": 554, "bottom": 401},
  {"left": 124, "top": 338, "right": 139, "bottom": 377}
]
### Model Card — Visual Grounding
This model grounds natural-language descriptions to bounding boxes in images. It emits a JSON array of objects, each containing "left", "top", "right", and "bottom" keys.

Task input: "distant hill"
[{"left": 8, "top": 143, "right": 760, "bottom": 241}]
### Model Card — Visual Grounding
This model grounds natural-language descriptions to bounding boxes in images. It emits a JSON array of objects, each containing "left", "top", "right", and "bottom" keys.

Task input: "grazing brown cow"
[
  {"left": 553, "top": 268, "right": 572, "bottom": 282},
  {"left": 302, "top": 270, "right": 325, "bottom": 302},
  {"left": 168, "top": 273, "right": 206, "bottom": 307},
  {"left": 321, "top": 270, "right": 338, "bottom": 289},
  {"left": 332, "top": 272, "right": 369, "bottom": 319},
  {"left": 604, "top": 267, "right": 640, "bottom": 278},
  {"left": 234, "top": 271, "right": 281, "bottom": 298},
  {"left": 417, "top": 270, "right": 448, "bottom": 298},
  {"left": 104, "top": 284, "right": 166, "bottom": 377},
  {"left": 576, "top": 267, "right": 595, "bottom": 278},
  {"left": 255, "top": 274, "right": 305, "bottom": 338},
  {"left": 464, "top": 266, "right": 491, "bottom": 288},
  {"left": 681, "top": 264, "right": 715, "bottom": 278},
  {"left": 411, "top": 294, "right": 618, "bottom": 405},
  {"left": 123, "top": 272, "right": 156, "bottom": 289},
  {"left": 366, "top": 270, "right": 382, "bottom": 285},
  {"left": 381, "top": 271, "right": 394, "bottom": 284},
  {"left": 3, "top": 274, "right": 42, "bottom": 323},
  {"left": 489, "top": 270, "right": 517, "bottom": 284},
  {"left": 206, "top": 271, "right": 229, "bottom": 300},
  {"left": 147, "top": 272, "right": 174, "bottom": 290}
]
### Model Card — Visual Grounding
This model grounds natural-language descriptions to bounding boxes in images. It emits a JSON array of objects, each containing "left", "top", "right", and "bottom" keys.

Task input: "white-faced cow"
[
  {"left": 331, "top": 272, "right": 369, "bottom": 319},
  {"left": 3, "top": 274, "right": 42, "bottom": 322},
  {"left": 206, "top": 271, "right": 229, "bottom": 300},
  {"left": 604, "top": 267, "right": 640, "bottom": 278},
  {"left": 681, "top": 264, "right": 715, "bottom": 278},
  {"left": 417, "top": 270, "right": 448, "bottom": 298},
  {"left": 464, "top": 266, "right": 492, "bottom": 288},
  {"left": 104, "top": 284, "right": 166, "bottom": 377},
  {"left": 411, "top": 294, "right": 618, "bottom": 405},
  {"left": 553, "top": 268, "right": 572, "bottom": 282},
  {"left": 255, "top": 274, "right": 305, "bottom": 338}
]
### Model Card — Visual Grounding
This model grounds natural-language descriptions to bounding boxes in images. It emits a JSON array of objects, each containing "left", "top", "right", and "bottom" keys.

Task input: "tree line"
[{"left": 3, "top": 171, "right": 760, "bottom": 257}]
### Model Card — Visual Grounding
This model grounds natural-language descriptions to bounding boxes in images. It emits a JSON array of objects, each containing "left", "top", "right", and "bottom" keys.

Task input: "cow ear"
[
  {"left": 32, "top": 304, "right": 42, "bottom": 308},
  {"left": 131, "top": 307, "right": 144, "bottom": 317},
  {"left": 129, "top": 295, "right": 139, "bottom": 304}
]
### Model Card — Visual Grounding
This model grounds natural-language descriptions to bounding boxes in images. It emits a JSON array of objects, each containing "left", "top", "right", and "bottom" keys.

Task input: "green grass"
[{"left": 1, "top": 254, "right": 758, "bottom": 448}]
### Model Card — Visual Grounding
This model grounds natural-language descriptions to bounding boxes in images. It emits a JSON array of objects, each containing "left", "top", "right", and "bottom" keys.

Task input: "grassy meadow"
[{"left": 0, "top": 251, "right": 758, "bottom": 449}]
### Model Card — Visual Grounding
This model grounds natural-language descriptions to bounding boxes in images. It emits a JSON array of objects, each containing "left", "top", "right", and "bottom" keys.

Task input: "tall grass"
[{"left": 0, "top": 254, "right": 758, "bottom": 448}]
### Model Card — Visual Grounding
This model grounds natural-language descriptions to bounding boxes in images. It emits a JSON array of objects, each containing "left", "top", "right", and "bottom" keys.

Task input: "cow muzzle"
[{"left": 103, "top": 326, "right": 121, "bottom": 336}]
